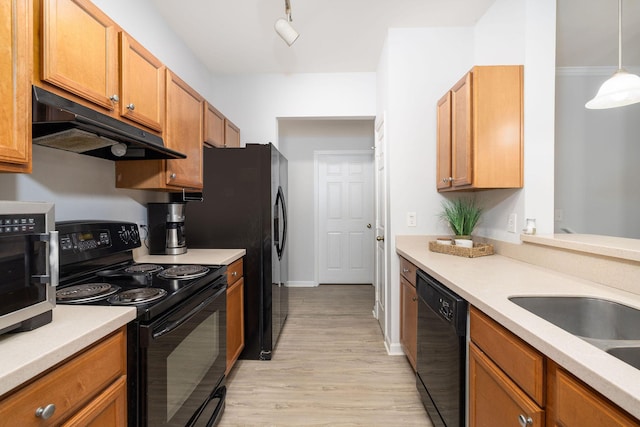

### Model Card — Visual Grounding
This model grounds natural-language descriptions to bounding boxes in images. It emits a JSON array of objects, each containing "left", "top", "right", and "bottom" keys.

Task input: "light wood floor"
[{"left": 218, "top": 285, "right": 432, "bottom": 426}]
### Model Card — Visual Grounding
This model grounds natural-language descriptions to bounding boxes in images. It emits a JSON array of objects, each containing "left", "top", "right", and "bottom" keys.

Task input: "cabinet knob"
[
  {"left": 232, "top": 271, "right": 237, "bottom": 277},
  {"left": 110, "top": 94, "right": 120, "bottom": 103},
  {"left": 518, "top": 414, "right": 533, "bottom": 427},
  {"left": 170, "top": 173, "right": 176, "bottom": 180},
  {"left": 412, "top": 296, "right": 417, "bottom": 302},
  {"left": 402, "top": 268, "right": 409, "bottom": 273},
  {"left": 35, "top": 404, "right": 56, "bottom": 419},
  {"left": 127, "top": 103, "right": 135, "bottom": 111}
]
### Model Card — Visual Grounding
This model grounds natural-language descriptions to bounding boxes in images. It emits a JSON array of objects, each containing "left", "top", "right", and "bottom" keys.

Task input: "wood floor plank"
[{"left": 219, "top": 285, "right": 432, "bottom": 426}]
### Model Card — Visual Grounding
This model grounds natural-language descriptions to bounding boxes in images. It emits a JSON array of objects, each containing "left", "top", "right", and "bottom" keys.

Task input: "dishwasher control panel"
[{"left": 438, "top": 297, "right": 454, "bottom": 321}]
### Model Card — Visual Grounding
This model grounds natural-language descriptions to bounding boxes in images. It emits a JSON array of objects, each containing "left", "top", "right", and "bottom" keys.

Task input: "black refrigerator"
[{"left": 183, "top": 143, "right": 288, "bottom": 360}]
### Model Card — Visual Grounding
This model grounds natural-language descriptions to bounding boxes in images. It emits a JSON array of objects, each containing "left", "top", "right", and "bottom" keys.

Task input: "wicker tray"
[{"left": 428, "top": 241, "right": 494, "bottom": 258}]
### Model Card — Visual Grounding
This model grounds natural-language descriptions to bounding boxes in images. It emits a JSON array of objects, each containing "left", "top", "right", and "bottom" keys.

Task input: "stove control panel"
[{"left": 56, "top": 221, "right": 141, "bottom": 265}]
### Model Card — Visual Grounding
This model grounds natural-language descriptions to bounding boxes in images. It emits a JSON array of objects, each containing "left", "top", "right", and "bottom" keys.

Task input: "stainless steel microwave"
[{"left": 0, "top": 201, "right": 58, "bottom": 336}]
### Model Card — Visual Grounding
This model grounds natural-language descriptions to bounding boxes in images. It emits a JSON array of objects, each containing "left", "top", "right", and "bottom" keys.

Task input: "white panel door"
[
  {"left": 317, "top": 152, "right": 374, "bottom": 284},
  {"left": 373, "top": 116, "right": 387, "bottom": 334}
]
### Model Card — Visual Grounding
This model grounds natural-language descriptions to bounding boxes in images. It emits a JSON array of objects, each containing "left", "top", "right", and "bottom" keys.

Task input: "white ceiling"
[{"left": 149, "top": 0, "right": 640, "bottom": 75}]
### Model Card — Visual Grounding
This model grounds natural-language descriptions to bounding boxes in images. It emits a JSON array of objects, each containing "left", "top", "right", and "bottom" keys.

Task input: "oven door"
[
  {"left": 0, "top": 229, "right": 58, "bottom": 334},
  {"left": 139, "top": 282, "right": 227, "bottom": 427}
]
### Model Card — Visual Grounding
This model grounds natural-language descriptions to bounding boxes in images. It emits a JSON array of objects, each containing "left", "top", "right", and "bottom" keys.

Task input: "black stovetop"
[{"left": 55, "top": 220, "right": 226, "bottom": 321}]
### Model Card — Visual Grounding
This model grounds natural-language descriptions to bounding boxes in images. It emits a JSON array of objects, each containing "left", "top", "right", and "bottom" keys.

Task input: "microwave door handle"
[{"left": 30, "top": 231, "right": 59, "bottom": 288}]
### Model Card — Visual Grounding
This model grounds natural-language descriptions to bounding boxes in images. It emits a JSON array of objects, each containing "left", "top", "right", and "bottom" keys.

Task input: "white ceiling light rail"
[
  {"left": 586, "top": 0, "right": 640, "bottom": 109},
  {"left": 275, "top": 0, "right": 299, "bottom": 46}
]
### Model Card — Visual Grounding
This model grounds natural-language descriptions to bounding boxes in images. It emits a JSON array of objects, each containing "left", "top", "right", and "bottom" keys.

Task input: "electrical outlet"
[
  {"left": 407, "top": 212, "right": 417, "bottom": 227},
  {"left": 507, "top": 213, "right": 517, "bottom": 233}
]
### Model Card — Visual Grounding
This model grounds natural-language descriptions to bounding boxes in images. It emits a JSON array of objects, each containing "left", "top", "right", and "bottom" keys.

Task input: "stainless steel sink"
[
  {"left": 607, "top": 347, "right": 640, "bottom": 370},
  {"left": 508, "top": 296, "right": 640, "bottom": 340},
  {"left": 508, "top": 296, "right": 640, "bottom": 370}
]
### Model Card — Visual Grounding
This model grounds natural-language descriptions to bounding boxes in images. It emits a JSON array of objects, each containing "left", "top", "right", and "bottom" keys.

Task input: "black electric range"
[{"left": 55, "top": 220, "right": 228, "bottom": 427}]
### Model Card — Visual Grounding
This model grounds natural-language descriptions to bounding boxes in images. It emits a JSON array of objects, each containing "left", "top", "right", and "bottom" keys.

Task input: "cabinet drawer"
[
  {"left": 227, "top": 258, "right": 243, "bottom": 285},
  {"left": 469, "top": 343, "right": 544, "bottom": 427},
  {"left": 399, "top": 257, "right": 417, "bottom": 286},
  {"left": 0, "top": 328, "right": 126, "bottom": 427},
  {"left": 470, "top": 307, "right": 544, "bottom": 406}
]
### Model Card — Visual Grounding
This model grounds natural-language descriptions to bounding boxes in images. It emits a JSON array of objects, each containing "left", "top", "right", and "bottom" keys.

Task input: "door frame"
[{"left": 314, "top": 150, "right": 375, "bottom": 286}]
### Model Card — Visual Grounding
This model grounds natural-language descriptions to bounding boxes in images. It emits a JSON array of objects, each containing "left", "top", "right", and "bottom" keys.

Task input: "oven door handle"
[{"left": 151, "top": 287, "right": 225, "bottom": 339}]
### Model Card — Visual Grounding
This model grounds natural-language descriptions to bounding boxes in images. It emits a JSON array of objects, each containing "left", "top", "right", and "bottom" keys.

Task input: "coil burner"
[
  {"left": 107, "top": 288, "right": 168, "bottom": 305},
  {"left": 56, "top": 283, "right": 121, "bottom": 304},
  {"left": 158, "top": 265, "right": 210, "bottom": 280}
]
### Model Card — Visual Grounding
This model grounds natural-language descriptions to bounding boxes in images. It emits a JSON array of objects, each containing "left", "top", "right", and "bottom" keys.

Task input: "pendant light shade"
[{"left": 586, "top": 0, "right": 640, "bottom": 109}]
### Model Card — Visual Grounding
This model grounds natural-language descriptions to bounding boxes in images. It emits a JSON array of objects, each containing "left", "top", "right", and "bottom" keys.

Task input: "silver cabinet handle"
[
  {"left": 402, "top": 268, "right": 409, "bottom": 273},
  {"left": 170, "top": 173, "right": 176, "bottom": 179},
  {"left": 127, "top": 103, "right": 135, "bottom": 111},
  {"left": 110, "top": 94, "right": 119, "bottom": 103},
  {"left": 412, "top": 296, "right": 417, "bottom": 302},
  {"left": 518, "top": 414, "right": 533, "bottom": 427},
  {"left": 35, "top": 403, "right": 56, "bottom": 419},
  {"left": 232, "top": 271, "right": 237, "bottom": 277}
]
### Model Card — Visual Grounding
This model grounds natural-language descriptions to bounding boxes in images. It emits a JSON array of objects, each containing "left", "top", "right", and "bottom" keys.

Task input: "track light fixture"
[
  {"left": 586, "top": 0, "right": 640, "bottom": 109},
  {"left": 275, "top": 0, "right": 299, "bottom": 46}
]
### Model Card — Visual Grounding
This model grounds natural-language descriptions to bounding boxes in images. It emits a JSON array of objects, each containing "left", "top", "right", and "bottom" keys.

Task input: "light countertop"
[
  {"left": 133, "top": 248, "right": 245, "bottom": 266},
  {"left": 0, "top": 305, "right": 136, "bottom": 397},
  {"left": 396, "top": 235, "right": 640, "bottom": 420}
]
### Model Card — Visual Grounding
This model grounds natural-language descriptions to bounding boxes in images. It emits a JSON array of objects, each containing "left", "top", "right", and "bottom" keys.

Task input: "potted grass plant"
[{"left": 439, "top": 198, "right": 482, "bottom": 247}]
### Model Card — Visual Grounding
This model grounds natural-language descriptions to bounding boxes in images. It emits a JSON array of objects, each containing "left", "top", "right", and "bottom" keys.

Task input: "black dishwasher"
[{"left": 416, "top": 269, "right": 468, "bottom": 427}]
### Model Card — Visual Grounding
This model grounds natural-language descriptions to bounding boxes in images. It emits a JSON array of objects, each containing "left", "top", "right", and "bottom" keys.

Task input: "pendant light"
[
  {"left": 586, "top": 0, "right": 640, "bottom": 109},
  {"left": 275, "top": 0, "right": 299, "bottom": 46}
]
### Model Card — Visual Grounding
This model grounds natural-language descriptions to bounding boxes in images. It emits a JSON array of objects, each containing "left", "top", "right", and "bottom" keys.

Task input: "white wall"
[
  {"left": 279, "top": 119, "right": 375, "bottom": 285},
  {"left": 379, "top": 0, "right": 557, "bottom": 351},
  {"left": 209, "top": 73, "right": 377, "bottom": 146},
  {"left": 555, "top": 69, "right": 640, "bottom": 238}
]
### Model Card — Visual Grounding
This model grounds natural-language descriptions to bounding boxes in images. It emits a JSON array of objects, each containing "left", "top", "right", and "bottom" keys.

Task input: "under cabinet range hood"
[{"left": 31, "top": 86, "right": 186, "bottom": 161}]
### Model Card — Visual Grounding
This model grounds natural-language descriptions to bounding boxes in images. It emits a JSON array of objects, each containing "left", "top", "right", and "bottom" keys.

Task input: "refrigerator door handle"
[{"left": 275, "top": 185, "right": 287, "bottom": 260}]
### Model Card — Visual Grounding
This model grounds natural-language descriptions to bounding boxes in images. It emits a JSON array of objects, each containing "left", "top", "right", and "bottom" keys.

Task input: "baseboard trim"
[
  {"left": 286, "top": 281, "right": 318, "bottom": 288},
  {"left": 385, "top": 341, "right": 405, "bottom": 356}
]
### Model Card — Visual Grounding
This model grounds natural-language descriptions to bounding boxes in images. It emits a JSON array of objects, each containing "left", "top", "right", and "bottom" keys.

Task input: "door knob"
[
  {"left": 376, "top": 236, "right": 384, "bottom": 242},
  {"left": 367, "top": 224, "right": 372, "bottom": 229}
]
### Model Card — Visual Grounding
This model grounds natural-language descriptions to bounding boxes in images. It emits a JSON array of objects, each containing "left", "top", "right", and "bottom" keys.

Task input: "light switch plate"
[
  {"left": 407, "top": 212, "right": 417, "bottom": 227},
  {"left": 508, "top": 213, "right": 517, "bottom": 233}
]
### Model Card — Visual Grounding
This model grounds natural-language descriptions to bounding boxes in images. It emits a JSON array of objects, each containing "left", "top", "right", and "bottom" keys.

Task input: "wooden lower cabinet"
[
  {"left": 0, "top": 327, "right": 127, "bottom": 427},
  {"left": 226, "top": 257, "right": 245, "bottom": 375},
  {"left": 470, "top": 306, "right": 640, "bottom": 427},
  {"left": 470, "top": 343, "right": 544, "bottom": 427},
  {"left": 399, "top": 257, "right": 418, "bottom": 370},
  {"left": 547, "top": 361, "right": 640, "bottom": 427}
]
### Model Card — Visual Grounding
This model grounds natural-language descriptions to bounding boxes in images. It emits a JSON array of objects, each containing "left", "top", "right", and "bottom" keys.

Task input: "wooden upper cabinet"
[
  {"left": 165, "top": 70, "right": 204, "bottom": 189},
  {"left": 437, "top": 65, "right": 524, "bottom": 191},
  {"left": 0, "top": 0, "right": 32, "bottom": 173},
  {"left": 224, "top": 119, "right": 241, "bottom": 148},
  {"left": 40, "top": 0, "right": 119, "bottom": 111},
  {"left": 204, "top": 102, "right": 225, "bottom": 148},
  {"left": 119, "top": 32, "right": 165, "bottom": 132},
  {"left": 436, "top": 92, "right": 452, "bottom": 190}
]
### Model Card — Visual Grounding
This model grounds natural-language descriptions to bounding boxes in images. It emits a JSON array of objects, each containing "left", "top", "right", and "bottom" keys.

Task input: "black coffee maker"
[{"left": 147, "top": 202, "right": 187, "bottom": 255}]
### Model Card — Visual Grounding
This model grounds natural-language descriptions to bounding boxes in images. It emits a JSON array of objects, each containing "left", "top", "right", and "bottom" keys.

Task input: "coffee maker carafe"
[{"left": 148, "top": 202, "right": 187, "bottom": 255}]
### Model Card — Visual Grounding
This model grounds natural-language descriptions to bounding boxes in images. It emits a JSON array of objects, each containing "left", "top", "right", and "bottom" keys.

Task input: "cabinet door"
[
  {"left": 61, "top": 376, "right": 127, "bottom": 427},
  {"left": 226, "top": 277, "right": 245, "bottom": 375},
  {"left": 0, "top": 0, "right": 31, "bottom": 173},
  {"left": 41, "top": 0, "right": 118, "bottom": 110},
  {"left": 119, "top": 32, "right": 164, "bottom": 132},
  {"left": 451, "top": 72, "right": 472, "bottom": 188},
  {"left": 469, "top": 343, "right": 544, "bottom": 427},
  {"left": 400, "top": 276, "right": 417, "bottom": 370},
  {"left": 165, "top": 70, "right": 204, "bottom": 189},
  {"left": 224, "top": 119, "right": 241, "bottom": 148},
  {"left": 204, "top": 102, "right": 225, "bottom": 148},
  {"left": 547, "top": 362, "right": 640, "bottom": 427},
  {"left": 436, "top": 91, "right": 452, "bottom": 190}
]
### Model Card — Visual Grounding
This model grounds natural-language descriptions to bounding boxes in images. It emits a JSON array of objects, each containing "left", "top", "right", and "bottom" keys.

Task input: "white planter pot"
[{"left": 454, "top": 238, "right": 473, "bottom": 248}]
